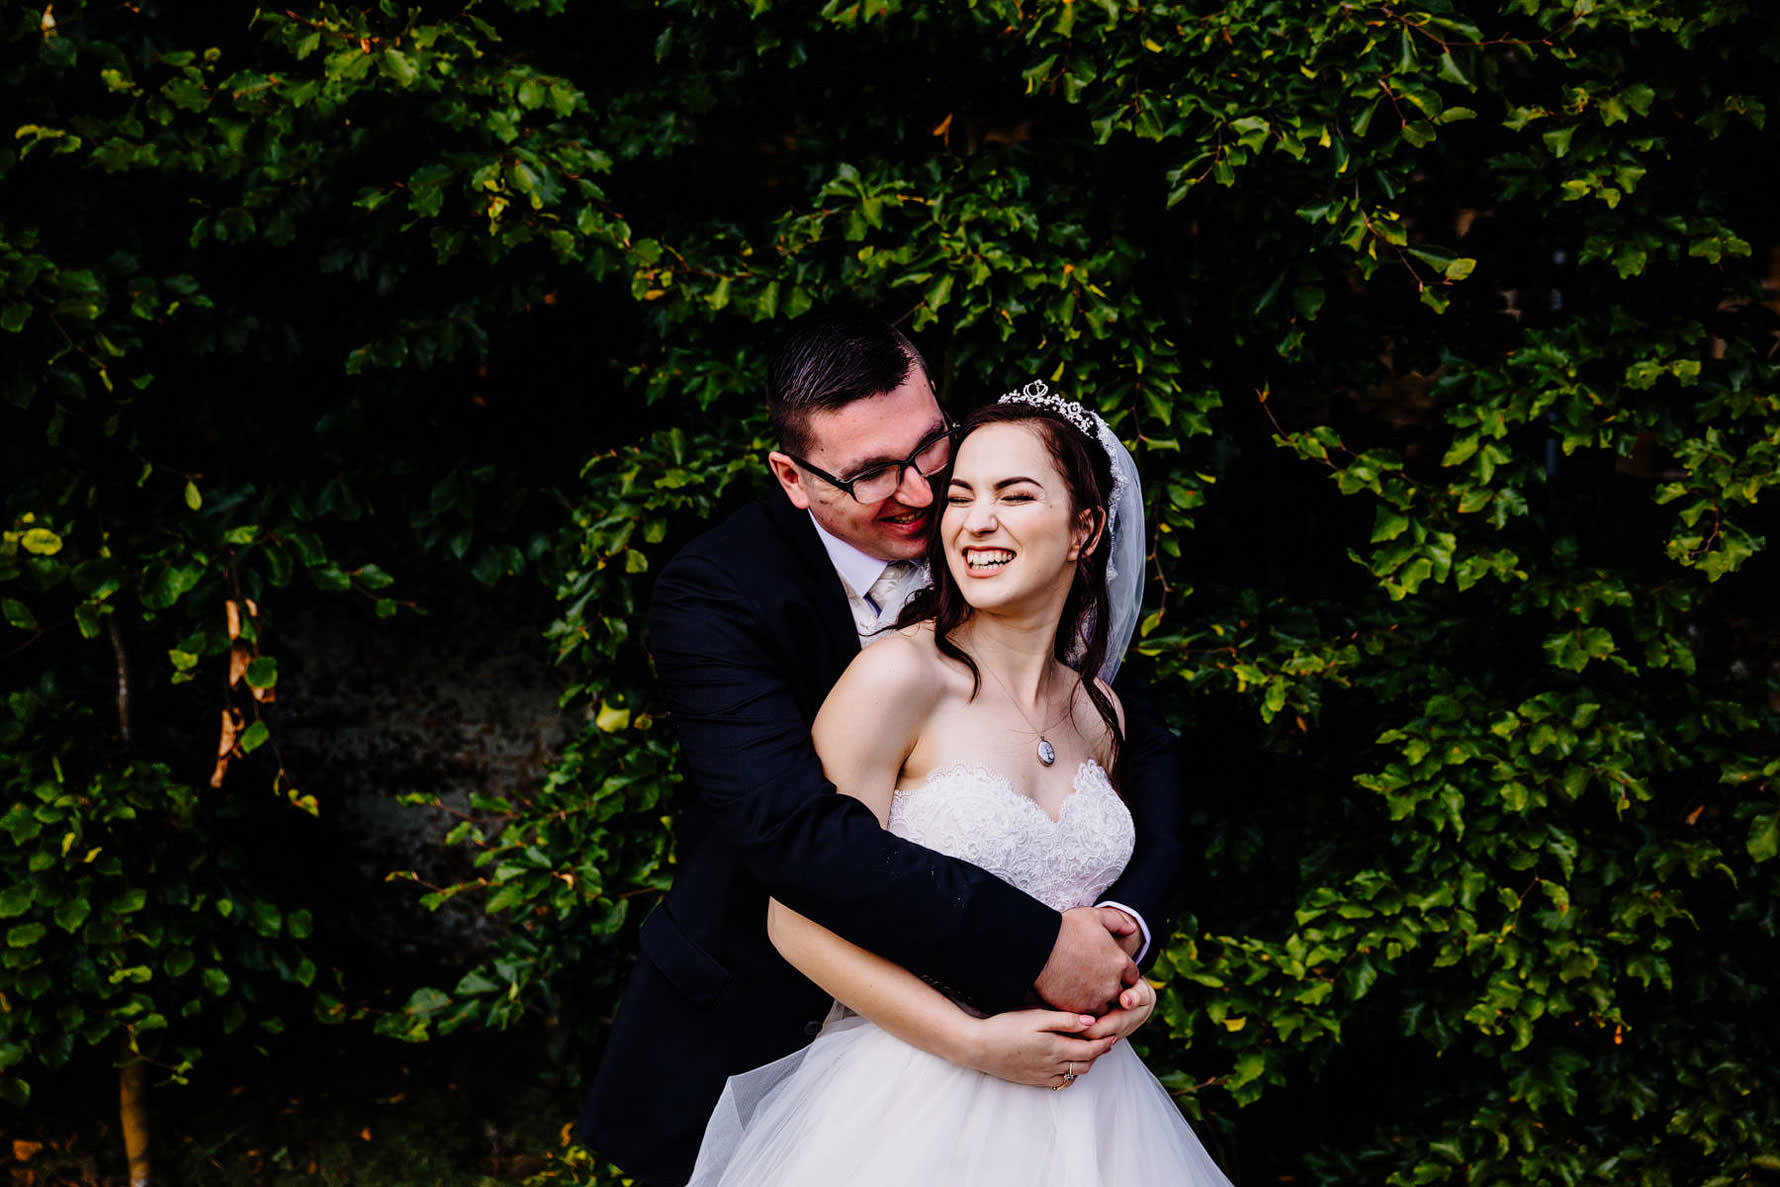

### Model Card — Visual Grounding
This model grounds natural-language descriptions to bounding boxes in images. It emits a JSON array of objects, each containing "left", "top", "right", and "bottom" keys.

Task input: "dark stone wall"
[{"left": 274, "top": 576, "right": 575, "bottom": 976}]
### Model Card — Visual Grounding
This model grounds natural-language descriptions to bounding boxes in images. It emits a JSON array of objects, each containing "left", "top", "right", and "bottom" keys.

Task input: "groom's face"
[{"left": 768, "top": 370, "right": 945, "bottom": 563}]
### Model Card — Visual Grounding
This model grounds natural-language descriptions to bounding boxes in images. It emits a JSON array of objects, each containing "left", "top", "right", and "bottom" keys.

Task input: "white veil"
[{"left": 997, "top": 381, "right": 1146, "bottom": 683}]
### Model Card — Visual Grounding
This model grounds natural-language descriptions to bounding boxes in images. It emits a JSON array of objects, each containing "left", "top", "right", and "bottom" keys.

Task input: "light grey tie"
[
  {"left": 855, "top": 561, "right": 921, "bottom": 641},
  {"left": 864, "top": 561, "right": 913, "bottom": 615}
]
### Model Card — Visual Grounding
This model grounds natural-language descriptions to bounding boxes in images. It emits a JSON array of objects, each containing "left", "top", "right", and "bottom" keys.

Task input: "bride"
[{"left": 687, "top": 386, "right": 1234, "bottom": 1186}]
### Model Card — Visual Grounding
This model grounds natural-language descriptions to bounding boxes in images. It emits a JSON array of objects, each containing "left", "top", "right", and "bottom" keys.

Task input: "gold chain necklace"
[{"left": 977, "top": 654, "right": 1060, "bottom": 768}]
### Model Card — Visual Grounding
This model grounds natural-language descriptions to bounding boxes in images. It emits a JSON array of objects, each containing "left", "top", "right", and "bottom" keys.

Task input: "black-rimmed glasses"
[{"left": 787, "top": 423, "right": 960, "bottom": 505}]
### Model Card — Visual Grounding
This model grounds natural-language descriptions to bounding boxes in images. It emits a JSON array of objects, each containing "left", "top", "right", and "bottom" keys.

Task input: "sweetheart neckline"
[{"left": 892, "top": 759, "right": 1111, "bottom": 826}]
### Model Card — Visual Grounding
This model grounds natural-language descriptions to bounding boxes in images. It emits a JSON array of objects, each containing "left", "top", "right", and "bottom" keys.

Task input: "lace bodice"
[{"left": 888, "top": 761, "right": 1134, "bottom": 912}]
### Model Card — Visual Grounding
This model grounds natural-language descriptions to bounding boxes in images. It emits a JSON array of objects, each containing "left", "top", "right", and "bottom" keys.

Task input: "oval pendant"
[{"left": 1037, "top": 737, "right": 1056, "bottom": 767}]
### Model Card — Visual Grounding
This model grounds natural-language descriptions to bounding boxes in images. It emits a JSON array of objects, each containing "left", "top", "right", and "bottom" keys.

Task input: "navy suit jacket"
[{"left": 578, "top": 491, "right": 1184, "bottom": 1186}]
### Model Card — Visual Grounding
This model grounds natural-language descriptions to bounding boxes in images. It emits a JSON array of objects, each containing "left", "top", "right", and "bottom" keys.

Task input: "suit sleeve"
[
  {"left": 1102, "top": 664, "right": 1186, "bottom": 969},
  {"left": 649, "top": 551, "right": 1059, "bottom": 1012}
]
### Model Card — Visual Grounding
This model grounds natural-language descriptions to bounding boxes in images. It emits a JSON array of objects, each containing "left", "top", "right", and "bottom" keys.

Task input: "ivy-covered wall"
[{"left": 4, "top": 3, "right": 1777, "bottom": 1184}]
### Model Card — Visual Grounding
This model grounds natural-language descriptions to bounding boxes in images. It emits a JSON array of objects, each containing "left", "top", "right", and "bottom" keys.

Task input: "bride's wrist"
[{"left": 951, "top": 1015, "right": 989, "bottom": 1070}]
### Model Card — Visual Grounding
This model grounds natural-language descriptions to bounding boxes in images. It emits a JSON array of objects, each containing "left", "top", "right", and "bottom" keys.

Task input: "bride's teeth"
[{"left": 965, "top": 549, "right": 1014, "bottom": 570}]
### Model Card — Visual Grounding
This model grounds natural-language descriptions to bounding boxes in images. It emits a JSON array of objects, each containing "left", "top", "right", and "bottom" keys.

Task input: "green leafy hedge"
[{"left": 4, "top": 3, "right": 1777, "bottom": 1184}]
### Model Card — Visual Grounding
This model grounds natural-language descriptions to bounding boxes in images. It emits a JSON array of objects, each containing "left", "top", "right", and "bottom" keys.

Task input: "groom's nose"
[{"left": 890, "top": 464, "right": 933, "bottom": 508}]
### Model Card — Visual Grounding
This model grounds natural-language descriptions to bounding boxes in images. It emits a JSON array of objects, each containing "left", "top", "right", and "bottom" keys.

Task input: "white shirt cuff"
[{"left": 1096, "top": 900, "right": 1151, "bottom": 965}]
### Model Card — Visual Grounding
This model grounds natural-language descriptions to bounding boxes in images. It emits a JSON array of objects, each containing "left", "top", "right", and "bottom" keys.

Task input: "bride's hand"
[
  {"left": 961, "top": 1008, "right": 1118, "bottom": 1088},
  {"left": 1080, "top": 978, "right": 1156, "bottom": 1043}
]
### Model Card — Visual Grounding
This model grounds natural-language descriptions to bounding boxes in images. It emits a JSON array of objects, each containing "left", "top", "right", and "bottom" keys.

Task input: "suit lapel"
[{"left": 762, "top": 493, "right": 861, "bottom": 675}]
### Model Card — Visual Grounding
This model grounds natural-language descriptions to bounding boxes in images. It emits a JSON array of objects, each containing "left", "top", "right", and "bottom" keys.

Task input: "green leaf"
[
  {"left": 247, "top": 899, "right": 283, "bottom": 938},
  {"left": 20, "top": 529, "right": 62, "bottom": 556},
  {"left": 1442, "top": 436, "right": 1480, "bottom": 468},
  {"left": 1351, "top": 99, "right": 1380, "bottom": 138},
  {"left": 455, "top": 968, "right": 502, "bottom": 996},
  {"left": 1614, "top": 242, "right": 1649, "bottom": 279},
  {"left": 184, "top": 480, "right": 202, "bottom": 510},
  {"left": 244, "top": 657, "right": 277, "bottom": 689},
  {"left": 2, "top": 599, "right": 37, "bottom": 630},
  {"left": 1229, "top": 115, "right": 1270, "bottom": 149},
  {"left": 1436, "top": 52, "right": 1471, "bottom": 88},
  {"left": 485, "top": 883, "right": 529, "bottom": 913},
  {"left": 354, "top": 563, "right": 395, "bottom": 590},
  {"left": 53, "top": 897, "right": 90, "bottom": 933},
  {"left": 0, "top": 884, "right": 32, "bottom": 917},
  {"left": 1371, "top": 508, "right": 1410, "bottom": 543},
  {"left": 142, "top": 562, "right": 203, "bottom": 610},
  {"left": 402, "top": 986, "right": 452, "bottom": 1017},
  {"left": 6, "top": 923, "right": 47, "bottom": 948},
  {"left": 238, "top": 721, "right": 270, "bottom": 753},
  {"left": 1749, "top": 812, "right": 1779, "bottom": 863},
  {"left": 381, "top": 49, "right": 417, "bottom": 88}
]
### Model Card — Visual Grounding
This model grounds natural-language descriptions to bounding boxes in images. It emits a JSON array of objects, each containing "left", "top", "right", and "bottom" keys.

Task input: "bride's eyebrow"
[{"left": 947, "top": 475, "right": 1043, "bottom": 491}]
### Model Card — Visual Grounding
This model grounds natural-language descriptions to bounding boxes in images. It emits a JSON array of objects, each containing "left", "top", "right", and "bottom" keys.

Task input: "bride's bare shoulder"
[
  {"left": 817, "top": 626, "right": 950, "bottom": 759},
  {"left": 838, "top": 622, "right": 945, "bottom": 691},
  {"left": 830, "top": 622, "right": 981, "bottom": 710}
]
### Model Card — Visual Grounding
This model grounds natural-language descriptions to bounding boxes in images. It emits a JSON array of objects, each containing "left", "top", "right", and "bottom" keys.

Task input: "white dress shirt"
[{"left": 808, "top": 514, "right": 1152, "bottom": 963}]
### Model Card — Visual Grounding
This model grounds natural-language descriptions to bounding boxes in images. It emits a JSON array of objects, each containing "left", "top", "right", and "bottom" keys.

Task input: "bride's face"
[{"left": 942, "top": 422, "right": 1093, "bottom": 616}]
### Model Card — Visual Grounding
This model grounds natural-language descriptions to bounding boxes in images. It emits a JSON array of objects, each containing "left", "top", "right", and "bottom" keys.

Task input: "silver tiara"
[{"left": 998, "top": 380, "right": 1099, "bottom": 440}]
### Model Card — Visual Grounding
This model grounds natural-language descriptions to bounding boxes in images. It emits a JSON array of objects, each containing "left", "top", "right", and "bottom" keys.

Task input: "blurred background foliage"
[{"left": 3, "top": 0, "right": 1777, "bottom": 1183}]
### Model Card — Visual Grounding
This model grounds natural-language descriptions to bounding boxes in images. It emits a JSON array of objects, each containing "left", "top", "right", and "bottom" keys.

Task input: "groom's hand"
[
  {"left": 1034, "top": 906, "right": 1141, "bottom": 1015},
  {"left": 1097, "top": 905, "right": 1143, "bottom": 959}
]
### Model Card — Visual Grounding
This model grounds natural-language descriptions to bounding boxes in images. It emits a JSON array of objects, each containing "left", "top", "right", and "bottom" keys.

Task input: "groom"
[{"left": 578, "top": 311, "right": 1185, "bottom": 1186}]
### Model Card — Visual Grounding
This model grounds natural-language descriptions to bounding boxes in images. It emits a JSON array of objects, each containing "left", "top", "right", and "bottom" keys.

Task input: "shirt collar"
[{"left": 808, "top": 513, "right": 895, "bottom": 600}]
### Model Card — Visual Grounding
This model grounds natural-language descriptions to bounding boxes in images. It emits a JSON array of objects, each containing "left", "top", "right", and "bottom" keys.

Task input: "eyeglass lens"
[{"left": 849, "top": 432, "right": 955, "bottom": 503}]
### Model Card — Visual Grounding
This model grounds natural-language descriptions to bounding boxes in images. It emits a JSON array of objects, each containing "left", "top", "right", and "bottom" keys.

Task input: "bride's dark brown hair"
[{"left": 897, "top": 402, "right": 1124, "bottom": 777}]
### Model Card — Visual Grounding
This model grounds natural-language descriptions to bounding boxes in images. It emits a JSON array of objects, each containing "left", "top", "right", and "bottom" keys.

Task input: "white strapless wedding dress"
[{"left": 686, "top": 761, "right": 1235, "bottom": 1186}]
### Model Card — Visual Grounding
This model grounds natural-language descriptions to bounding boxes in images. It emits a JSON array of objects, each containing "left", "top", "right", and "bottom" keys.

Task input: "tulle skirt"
[{"left": 688, "top": 1011, "right": 1235, "bottom": 1186}]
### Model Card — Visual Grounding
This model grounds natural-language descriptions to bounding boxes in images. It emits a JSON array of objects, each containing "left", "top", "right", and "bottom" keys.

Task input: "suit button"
[{"left": 804, "top": 1020, "right": 822, "bottom": 1037}]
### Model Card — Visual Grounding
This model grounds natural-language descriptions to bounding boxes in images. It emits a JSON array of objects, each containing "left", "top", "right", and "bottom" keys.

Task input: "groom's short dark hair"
[{"left": 766, "top": 311, "right": 931, "bottom": 457}]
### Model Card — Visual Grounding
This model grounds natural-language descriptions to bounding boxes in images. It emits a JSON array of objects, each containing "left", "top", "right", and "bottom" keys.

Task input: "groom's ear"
[{"left": 767, "top": 451, "right": 814, "bottom": 509}]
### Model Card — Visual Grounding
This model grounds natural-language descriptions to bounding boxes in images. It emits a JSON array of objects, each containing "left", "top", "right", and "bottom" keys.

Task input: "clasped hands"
[{"left": 963, "top": 906, "right": 1157, "bottom": 1089}]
